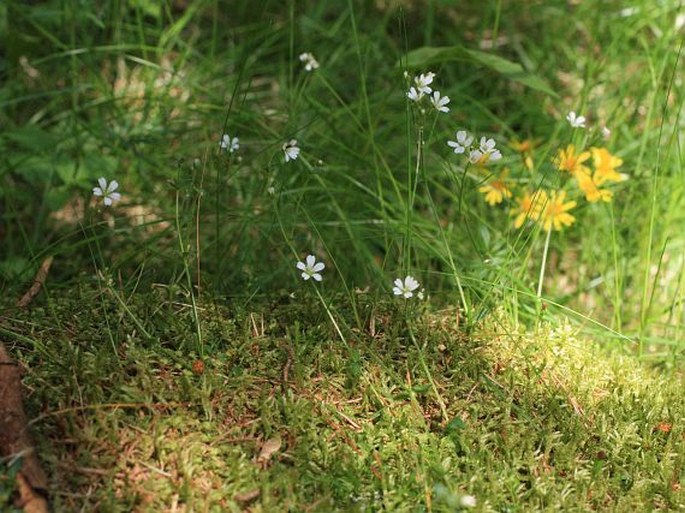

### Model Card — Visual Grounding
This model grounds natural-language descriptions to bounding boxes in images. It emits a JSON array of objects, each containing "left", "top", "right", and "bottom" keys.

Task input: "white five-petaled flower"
[
  {"left": 470, "top": 136, "right": 502, "bottom": 163},
  {"left": 407, "top": 86, "right": 423, "bottom": 102},
  {"left": 414, "top": 72, "right": 435, "bottom": 95},
  {"left": 296, "top": 255, "right": 325, "bottom": 281},
  {"left": 393, "top": 276, "right": 420, "bottom": 299},
  {"left": 479, "top": 137, "right": 497, "bottom": 154},
  {"left": 469, "top": 149, "right": 483, "bottom": 164},
  {"left": 299, "top": 52, "right": 319, "bottom": 71},
  {"left": 566, "top": 111, "right": 586, "bottom": 128},
  {"left": 430, "top": 91, "right": 450, "bottom": 113},
  {"left": 447, "top": 130, "right": 473, "bottom": 154},
  {"left": 219, "top": 133, "right": 239, "bottom": 153},
  {"left": 283, "top": 139, "right": 300, "bottom": 162},
  {"left": 92, "top": 177, "right": 121, "bottom": 206}
]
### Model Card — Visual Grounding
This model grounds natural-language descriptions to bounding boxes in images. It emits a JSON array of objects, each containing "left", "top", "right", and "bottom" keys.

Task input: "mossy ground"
[{"left": 3, "top": 287, "right": 684, "bottom": 511}]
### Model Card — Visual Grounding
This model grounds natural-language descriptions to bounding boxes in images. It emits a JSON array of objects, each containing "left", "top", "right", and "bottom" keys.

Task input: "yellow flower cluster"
[
  {"left": 510, "top": 189, "right": 576, "bottom": 232},
  {"left": 477, "top": 140, "right": 627, "bottom": 232},
  {"left": 555, "top": 145, "right": 626, "bottom": 203}
]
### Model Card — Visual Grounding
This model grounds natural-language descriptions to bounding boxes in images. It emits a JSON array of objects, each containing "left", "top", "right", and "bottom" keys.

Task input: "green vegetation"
[{"left": 1, "top": 0, "right": 683, "bottom": 510}]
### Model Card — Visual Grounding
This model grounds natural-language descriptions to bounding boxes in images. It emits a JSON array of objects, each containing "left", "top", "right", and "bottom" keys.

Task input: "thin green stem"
[{"left": 408, "top": 326, "right": 448, "bottom": 423}]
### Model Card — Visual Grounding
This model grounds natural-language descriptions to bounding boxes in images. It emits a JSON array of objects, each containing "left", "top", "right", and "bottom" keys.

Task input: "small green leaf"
[{"left": 4, "top": 125, "right": 57, "bottom": 151}]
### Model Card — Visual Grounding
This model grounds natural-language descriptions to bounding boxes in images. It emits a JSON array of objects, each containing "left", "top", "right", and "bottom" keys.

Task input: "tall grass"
[{"left": 0, "top": 0, "right": 683, "bottom": 358}]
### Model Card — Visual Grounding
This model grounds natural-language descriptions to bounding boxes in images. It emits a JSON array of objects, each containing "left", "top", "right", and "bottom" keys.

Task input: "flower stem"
[
  {"left": 314, "top": 287, "right": 348, "bottom": 347},
  {"left": 537, "top": 227, "right": 552, "bottom": 298}
]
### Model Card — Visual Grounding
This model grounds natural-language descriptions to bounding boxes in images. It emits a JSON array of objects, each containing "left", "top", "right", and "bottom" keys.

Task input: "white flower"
[
  {"left": 566, "top": 111, "right": 586, "bottom": 128},
  {"left": 601, "top": 126, "right": 611, "bottom": 139},
  {"left": 469, "top": 149, "right": 484, "bottom": 164},
  {"left": 447, "top": 130, "right": 473, "bottom": 154},
  {"left": 299, "top": 52, "right": 319, "bottom": 71},
  {"left": 219, "top": 133, "right": 239, "bottom": 153},
  {"left": 92, "top": 177, "right": 121, "bottom": 206},
  {"left": 479, "top": 136, "right": 497, "bottom": 153},
  {"left": 414, "top": 72, "right": 435, "bottom": 95},
  {"left": 489, "top": 149, "right": 502, "bottom": 161},
  {"left": 296, "top": 255, "right": 325, "bottom": 281},
  {"left": 430, "top": 91, "right": 450, "bottom": 113},
  {"left": 407, "top": 86, "right": 423, "bottom": 102},
  {"left": 283, "top": 139, "right": 300, "bottom": 162},
  {"left": 393, "top": 276, "right": 420, "bottom": 299},
  {"left": 473, "top": 136, "right": 502, "bottom": 162},
  {"left": 460, "top": 495, "right": 477, "bottom": 508}
]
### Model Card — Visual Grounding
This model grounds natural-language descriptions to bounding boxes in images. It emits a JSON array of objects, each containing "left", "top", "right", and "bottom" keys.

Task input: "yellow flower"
[
  {"left": 511, "top": 189, "right": 548, "bottom": 228},
  {"left": 576, "top": 170, "right": 614, "bottom": 203},
  {"left": 540, "top": 190, "right": 576, "bottom": 231},
  {"left": 479, "top": 169, "right": 513, "bottom": 206},
  {"left": 591, "top": 147, "right": 625, "bottom": 183},
  {"left": 555, "top": 144, "right": 591, "bottom": 176}
]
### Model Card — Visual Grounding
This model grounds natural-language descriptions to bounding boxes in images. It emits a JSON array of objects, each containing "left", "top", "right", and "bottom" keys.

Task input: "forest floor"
[{"left": 2, "top": 286, "right": 685, "bottom": 511}]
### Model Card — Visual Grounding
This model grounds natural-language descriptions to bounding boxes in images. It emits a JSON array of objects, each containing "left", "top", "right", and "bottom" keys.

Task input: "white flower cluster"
[
  {"left": 295, "top": 255, "right": 424, "bottom": 300},
  {"left": 447, "top": 130, "right": 502, "bottom": 165},
  {"left": 299, "top": 52, "right": 319, "bottom": 72},
  {"left": 406, "top": 71, "right": 450, "bottom": 113}
]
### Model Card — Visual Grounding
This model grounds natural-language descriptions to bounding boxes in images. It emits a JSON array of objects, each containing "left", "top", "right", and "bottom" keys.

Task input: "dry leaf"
[
  {"left": 234, "top": 488, "right": 261, "bottom": 505},
  {"left": 15, "top": 473, "right": 49, "bottom": 513},
  {"left": 256, "top": 437, "right": 281, "bottom": 467}
]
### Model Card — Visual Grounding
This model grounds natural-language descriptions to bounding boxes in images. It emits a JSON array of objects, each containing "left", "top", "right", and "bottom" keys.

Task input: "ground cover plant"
[{"left": 1, "top": 0, "right": 684, "bottom": 511}]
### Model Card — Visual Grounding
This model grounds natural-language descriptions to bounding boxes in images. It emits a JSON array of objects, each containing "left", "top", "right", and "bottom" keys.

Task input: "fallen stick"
[
  {"left": 0, "top": 343, "right": 49, "bottom": 512},
  {"left": 16, "top": 256, "right": 53, "bottom": 308}
]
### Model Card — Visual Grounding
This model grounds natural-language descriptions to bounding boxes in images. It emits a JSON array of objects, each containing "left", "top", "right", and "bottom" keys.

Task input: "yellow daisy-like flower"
[
  {"left": 540, "top": 190, "right": 577, "bottom": 231},
  {"left": 511, "top": 189, "right": 548, "bottom": 228},
  {"left": 478, "top": 169, "right": 513, "bottom": 206},
  {"left": 576, "top": 170, "right": 614, "bottom": 203},
  {"left": 591, "top": 147, "right": 625, "bottom": 183},
  {"left": 555, "top": 144, "right": 591, "bottom": 176}
]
